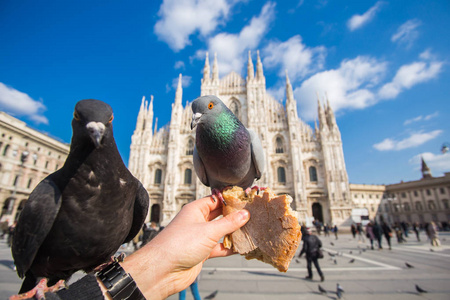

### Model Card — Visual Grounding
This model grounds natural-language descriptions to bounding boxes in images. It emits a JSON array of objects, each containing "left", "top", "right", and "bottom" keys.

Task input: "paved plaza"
[{"left": 1, "top": 232, "right": 449, "bottom": 299}]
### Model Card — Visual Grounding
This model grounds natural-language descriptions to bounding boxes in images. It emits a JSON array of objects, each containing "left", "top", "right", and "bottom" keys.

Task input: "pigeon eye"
[
  {"left": 208, "top": 102, "right": 214, "bottom": 110},
  {"left": 73, "top": 111, "right": 80, "bottom": 121},
  {"left": 108, "top": 114, "right": 114, "bottom": 123}
]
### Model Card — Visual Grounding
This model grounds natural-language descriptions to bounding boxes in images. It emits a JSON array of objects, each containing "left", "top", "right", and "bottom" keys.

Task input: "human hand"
[{"left": 120, "top": 196, "right": 250, "bottom": 300}]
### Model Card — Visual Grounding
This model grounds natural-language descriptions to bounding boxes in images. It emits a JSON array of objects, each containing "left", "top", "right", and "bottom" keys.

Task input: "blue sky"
[{"left": 0, "top": 0, "right": 449, "bottom": 185}]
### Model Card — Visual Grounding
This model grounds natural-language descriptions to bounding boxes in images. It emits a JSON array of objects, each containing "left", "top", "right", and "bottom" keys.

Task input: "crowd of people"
[{"left": 296, "top": 218, "right": 445, "bottom": 284}]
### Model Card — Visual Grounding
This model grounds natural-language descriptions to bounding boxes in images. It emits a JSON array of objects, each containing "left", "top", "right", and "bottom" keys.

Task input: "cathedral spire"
[
  {"left": 175, "top": 74, "right": 183, "bottom": 105},
  {"left": 136, "top": 96, "right": 147, "bottom": 131},
  {"left": 212, "top": 52, "right": 219, "bottom": 82},
  {"left": 421, "top": 157, "right": 432, "bottom": 179},
  {"left": 247, "top": 50, "right": 254, "bottom": 81},
  {"left": 325, "top": 92, "right": 337, "bottom": 128},
  {"left": 256, "top": 50, "right": 265, "bottom": 81},
  {"left": 202, "top": 52, "right": 210, "bottom": 84},
  {"left": 317, "top": 93, "right": 328, "bottom": 131},
  {"left": 285, "top": 70, "right": 293, "bottom": 103}
]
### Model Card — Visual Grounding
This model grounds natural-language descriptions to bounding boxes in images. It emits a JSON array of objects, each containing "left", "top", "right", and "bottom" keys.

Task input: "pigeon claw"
[
  {"left": 245, "top": 186, "right": 267, "bottom": 197},
  {"left": 212, "top": 188, "right": 227, "bottom": 206},
  {"left": 9, "top": 279, "right": 67, "bottom": 300}
]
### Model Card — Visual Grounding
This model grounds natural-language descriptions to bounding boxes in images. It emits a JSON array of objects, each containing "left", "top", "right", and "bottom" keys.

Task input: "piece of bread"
[{"left": 222, "top": 186, "right": 302, "bottom": 272}]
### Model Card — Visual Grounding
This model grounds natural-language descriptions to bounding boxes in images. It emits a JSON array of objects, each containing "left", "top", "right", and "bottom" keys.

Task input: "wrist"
[{"left": 121, "top": 243, "right": 175, "bottom": 300}]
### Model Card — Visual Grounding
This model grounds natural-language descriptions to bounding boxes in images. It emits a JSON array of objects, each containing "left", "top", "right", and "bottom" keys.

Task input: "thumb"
[{"left": 210, "top": 209, "right": 250, "bottom": 240}]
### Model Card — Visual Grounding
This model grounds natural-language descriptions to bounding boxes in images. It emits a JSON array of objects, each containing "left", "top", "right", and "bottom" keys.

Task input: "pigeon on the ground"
[
  {"left": 12, "top": 99, "right": 149, "bottom": 295},
  {"left": 430, "top": 248, "right": 435, "bottom": 252},
  {"left": 295, "top": 258, "right": 301, "bottom": 263},
  {"left": 333, "top": 258, "right": 337, "bottom": 264},
  {"left": 349, "top": 250, "right": 353, "bottom": 254},
  {"left": 328, "top": 252, "right": 336, "bottom": 257},
  {"left": 191, "top": 95, "right": 265, "bottom": 203},
  {"left": 336, "top": 283, "right": 344, "bottom": 299},
  {"left": 349, "top": 259, "right": 355, "bottom": 263},
  {"left": 318, "top": 284, "right": 327, "bottom": 294},
  {"left": 405, "top": 262, "right": 414, "bottom": 268},
  {"left": 204, "top": 290, "right": 219, "bottom": 299},
  {"left": 209, "top": 268, "right": 217, "bottom": 275},
  {"left": 330, "top": 242, "right": 335, "bottom": 246},
  {"left": 415, "top": 284, "right": 427, "bottom": 293}
]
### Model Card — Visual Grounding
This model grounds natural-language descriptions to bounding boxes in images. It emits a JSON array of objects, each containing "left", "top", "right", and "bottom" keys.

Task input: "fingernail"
[{"left": 237, "top": 209, "right": 250, "bottom": 223}]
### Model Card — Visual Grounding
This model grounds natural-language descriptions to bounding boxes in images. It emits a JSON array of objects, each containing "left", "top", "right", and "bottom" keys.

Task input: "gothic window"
[
  {"left": 404, "top": 203, "right": 410, "bottom": 211},
  {"left": 229, "top": 100, "right": 241, "bottom": 120},
  {"left": 413, "top": 190, "right": 418, "bottom": 197},
  {"left": 186, "top": 139, "right": 194, "bottom": 155},
  {"left": 275, "top": 137, "right": 284, "bottom": 153},
  {"left": 428, "top": 200, "right": 436, "bottom": 210},
  {"left": 154, "top": 169, "right": 162, "bottom": 184},
  {"left": 394, "top": 204, "right": 399, "bottom": 212},
  {"left": 442, "top": 199, "right": 449, "bottom": 209},
  {"left": 184, "top": 169, "right": 192, "bottom": 185},
  {"left": 415, "top": 202, "right": 423, "bottom": 211},
  {"left": 277, "top": 167, "right": 286, "bottom": 183},
  {"left": 309, "top": 166, "right": 318, "bottom": 182}
]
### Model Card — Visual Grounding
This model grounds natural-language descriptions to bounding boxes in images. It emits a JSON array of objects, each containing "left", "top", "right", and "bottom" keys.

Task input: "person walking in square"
[
  {"left": 381, "top": 221, "right": 392, "bottom": 250},
  {"left": 298, "top": 227, "right": 324, "bottom": 282},
  {"left": 365, "top": 221, "right": 375, "bottom": 250},
  {"left": 372, "top": 221, "right": 383, "bottom": 249},
  {"left": 413, "top": 222, "right": 420, "bottom": 242}
]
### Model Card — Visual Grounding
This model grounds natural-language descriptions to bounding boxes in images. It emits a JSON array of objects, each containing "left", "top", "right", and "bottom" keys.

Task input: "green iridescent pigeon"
[{"left": 190, "top": 95, "right": 265, "bottom": 202}]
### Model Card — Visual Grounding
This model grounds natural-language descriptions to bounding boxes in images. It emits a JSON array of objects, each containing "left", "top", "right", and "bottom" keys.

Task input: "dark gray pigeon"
[
  {"left": 191, "top": 95, "right": 264, "bottom": 202},
  {"left": 405, "top": 262, "right": 414, "bottom": 268},
  {"left": 318, "top": 284, "right": 327, "bottom": 294},
  {"left": 349, "top": 259, "right": 355, "bottom": 263},
  {"left": 12, "top": 99, "right": 149, "bottom": 294},
  {"left": 204, "top": 290, "right": 219, "bottom": 299},
  {"left": 415, "top": 284, "right": 427, "bottom": 293}
]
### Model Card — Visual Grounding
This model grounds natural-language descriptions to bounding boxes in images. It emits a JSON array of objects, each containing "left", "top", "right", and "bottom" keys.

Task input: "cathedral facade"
[{"left": 129, "top": 52, "right": 353, "bottom": 226}]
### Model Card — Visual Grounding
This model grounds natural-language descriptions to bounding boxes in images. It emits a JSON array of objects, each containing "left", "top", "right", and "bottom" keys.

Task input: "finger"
[
  {"left": 207, "top": 206, "right": 223, "bottom": 221},
  {"left": 208, "top": 209, "right": 250, "bottom": 241},
  {"left": 208, "top": 243, "right": 236, "bottom": 258}
]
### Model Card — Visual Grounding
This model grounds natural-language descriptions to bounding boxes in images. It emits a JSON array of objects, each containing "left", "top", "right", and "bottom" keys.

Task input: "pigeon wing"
[
  {"left": 248, "top": 129, "right": 264, "bottom": 179},
  {"left": 193, "top": 146, "right": 209, "bottom": 187},
  {"left": 12, "top": 178, "right": 62, "bottom": 278},
  {"left": 124, "top": 181, "right": 149, "bottom": 243}
]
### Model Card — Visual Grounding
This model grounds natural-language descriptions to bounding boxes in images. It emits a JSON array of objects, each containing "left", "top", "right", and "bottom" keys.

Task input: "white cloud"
[
  {"left": 154, "top": 0, "right": 239, "bottom": 52},
  {"left": 0, "top": 82, "right": 48, "bottom": 124},
  {"left": 373, "top": 130, "right": 442, "bottom": 151},
  {"left": 262, "top": 35, "right": 326, "bottom": 81},
  {"left": 174, "top": 61, "right": 185, "bottom": 70},
  {"left": 391, "top": 19, "right": 421, "bottom": 48},
  {"left": 404, "top": 111, "right": 439, "bottom": 125},
  {"left": 347, "top": 1, "right": 384, "bottom": 31},
  {"left": 409, "top": 152, "right": 450, "bottom": 174},
  {"left": 201, "top": 2, "right": 276, "bottom": 75},
  {"left": 295, "top": 56, "right": 387, "bottom": 120},
  {"left": 378, "top": 60, "right": 443, "bottom": 99}
]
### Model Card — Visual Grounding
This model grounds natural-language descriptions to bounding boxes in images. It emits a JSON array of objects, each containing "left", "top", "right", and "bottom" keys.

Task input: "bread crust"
[{"left": 223, "top": 186, "right": 302, "bottom": 272}]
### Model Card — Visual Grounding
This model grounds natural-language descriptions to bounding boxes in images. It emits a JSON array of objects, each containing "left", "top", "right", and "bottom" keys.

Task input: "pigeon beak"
[
  {"left": 191, "top": 113, "right": 202, "bottom": 130},
  {"left": 86, "top": 122, "right": 106, "bottom": 148}
]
